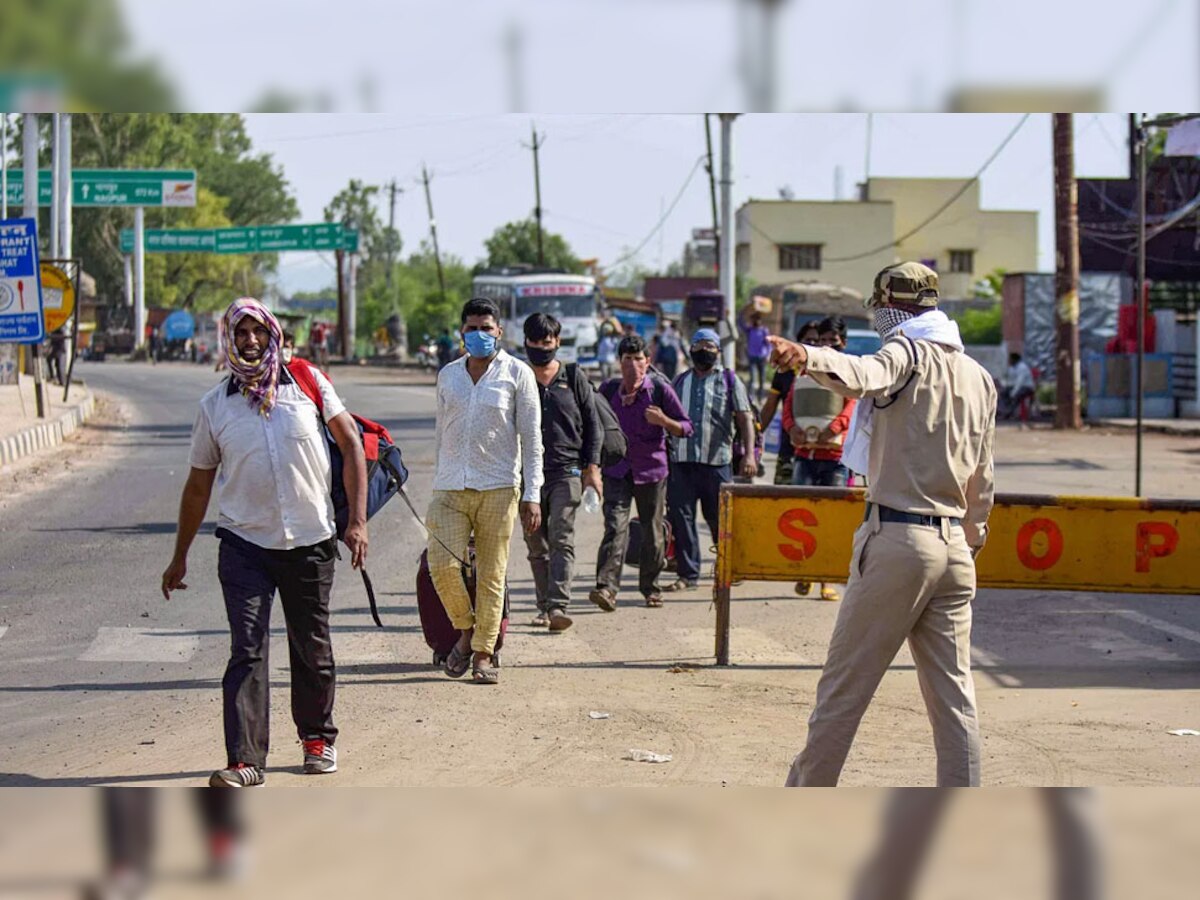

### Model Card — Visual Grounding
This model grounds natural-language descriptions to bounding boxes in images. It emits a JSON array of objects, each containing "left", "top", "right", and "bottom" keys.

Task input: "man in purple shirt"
[
  {"left": 741, "top": 310, "right": 772, "bottom": 401},
  {"left": 591, "top": 334, "right": 693, "bottom": 610}
]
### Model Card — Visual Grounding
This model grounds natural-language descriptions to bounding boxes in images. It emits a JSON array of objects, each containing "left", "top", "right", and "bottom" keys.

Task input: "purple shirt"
[
  {"left": 743, "top": 323, "right": 771, "bottom": 360},
  {"left": 600, "top": 376, "right": 693, "bottom": 485}
]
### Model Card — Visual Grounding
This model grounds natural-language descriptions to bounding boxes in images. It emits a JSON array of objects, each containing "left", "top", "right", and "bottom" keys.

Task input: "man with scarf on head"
[
  {"left": 428, "top": 297, "right": 544, "bottom": 685},
  {"left": 162, "top": 298, "right": 368, "bottom": 787},
  {"left": 767, "top": 261, "right": 997, "bottom": 787}
]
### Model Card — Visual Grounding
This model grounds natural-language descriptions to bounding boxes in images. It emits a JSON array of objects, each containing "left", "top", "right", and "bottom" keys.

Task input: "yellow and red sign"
[
  {"left": 39, "top": 263, "right": 74, "bottom": 333},
  {"left": 717, "top": 486, "right": 1200, "bottom": 596}
]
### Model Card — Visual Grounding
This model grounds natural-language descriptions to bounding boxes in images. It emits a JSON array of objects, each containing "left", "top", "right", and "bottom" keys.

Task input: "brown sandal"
[{"left": 645, "top": 594, "right": 664, "bottom": 608}]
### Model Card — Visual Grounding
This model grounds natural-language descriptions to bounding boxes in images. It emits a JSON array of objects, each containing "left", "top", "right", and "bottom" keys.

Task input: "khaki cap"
[{"left": 867, "top": 261, "right": 940, "bottom": 308}]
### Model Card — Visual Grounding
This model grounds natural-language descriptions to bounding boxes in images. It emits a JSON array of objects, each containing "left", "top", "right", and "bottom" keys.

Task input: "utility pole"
[
  {"left": 335, "top": 247, "right": 346, "bottom": 359},
  {"left": 863, "top": 113, "right": 874, "bottom": 199},
  {"left": 525, "top": 123, "right": 545, "bottom": 265},
  {"left": 1, "top": 114, "right": 7, "bottom": 220},
  {"left": 385, "top": 178, "right": 407, "bottom": 356},
  {"left": 1052, "top": 113, "right": 1082, "bottom": 430},
  {"left": 1135, "top": 114, "right": 1148, "bottom": 496},
  {"left": 421, "top": 164, "right": 446, "bottom": 300},
  {"left": 50, "top": 114, "right": 60, "bottom": 258},
  {"left": 705, "top": 113, "right": 720, "bottom": 284},
  {"left": 718, "top": 113, "right": 738, "bottom": 369}
]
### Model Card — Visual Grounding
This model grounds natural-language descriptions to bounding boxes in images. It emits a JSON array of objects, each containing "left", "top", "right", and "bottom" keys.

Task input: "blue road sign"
[{"left": 0, "top": 218, "right": 45, "bottom": 344}]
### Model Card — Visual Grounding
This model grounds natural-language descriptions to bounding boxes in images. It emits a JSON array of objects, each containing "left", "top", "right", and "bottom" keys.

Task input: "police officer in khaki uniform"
[{"left": 767, "top": 262, "right": 997, "bottom": 787}]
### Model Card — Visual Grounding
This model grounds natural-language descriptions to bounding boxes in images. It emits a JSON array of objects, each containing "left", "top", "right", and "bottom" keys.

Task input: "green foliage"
[
  {"left": 60, "top": 114, "right": 298, "bottom": 313},
  {"left": 482, "top": 219, "right": 582, "bottom": 272},
  {"left": 952, "top": 303, "right": 1003, "bottom": 345},
  {"left": 971, "top": 268, "right": 1006, "bottom": 302},
  {"left": 0, "top": 0, "right": 175, "bottom": 111}
]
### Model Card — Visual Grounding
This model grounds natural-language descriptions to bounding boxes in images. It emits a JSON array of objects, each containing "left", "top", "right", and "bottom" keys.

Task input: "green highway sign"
[
  {"left": 5, "top": 170, "right": 197, "bottom": 207},
  {"left": 120, "top": 223, "right": 360, "bottom": 254}
]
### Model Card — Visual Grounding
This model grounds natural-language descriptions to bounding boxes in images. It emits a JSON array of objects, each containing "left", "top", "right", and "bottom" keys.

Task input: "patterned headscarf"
[{"left": 216, "top": 297, "right": 284, "bottom": 417}]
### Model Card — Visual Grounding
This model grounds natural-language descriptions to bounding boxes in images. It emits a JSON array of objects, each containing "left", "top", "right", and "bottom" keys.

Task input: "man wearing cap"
[
  {"left": 768, "top": 261, "right": 997, "bottom": 787},
  {"left": 665, "top": 328, "right": 757, "bottom": 593}
]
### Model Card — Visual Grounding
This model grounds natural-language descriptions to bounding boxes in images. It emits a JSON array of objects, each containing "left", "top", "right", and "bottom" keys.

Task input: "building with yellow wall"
[{"left": 736, "top": 177, "right": 1038, "bottom": 300}]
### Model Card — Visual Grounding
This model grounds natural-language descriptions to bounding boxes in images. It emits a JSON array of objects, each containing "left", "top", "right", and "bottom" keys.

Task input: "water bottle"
[{"left": 582, "top": 486, "right": 601, "bottom": 515}]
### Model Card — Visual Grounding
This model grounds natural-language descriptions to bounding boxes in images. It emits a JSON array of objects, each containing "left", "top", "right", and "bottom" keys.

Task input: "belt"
[{"left": 866, "top": 503, "right": 961, "bottom": 528}]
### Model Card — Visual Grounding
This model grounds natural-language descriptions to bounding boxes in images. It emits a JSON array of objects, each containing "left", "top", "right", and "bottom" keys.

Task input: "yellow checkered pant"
[{"left": 426, "top": 487, "right": 520, "bottom": 655}]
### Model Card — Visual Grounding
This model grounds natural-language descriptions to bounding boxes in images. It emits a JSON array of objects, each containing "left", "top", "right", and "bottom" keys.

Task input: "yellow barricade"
[{"left": 714, "top": 485, "right": 1200, "bottom": 665}]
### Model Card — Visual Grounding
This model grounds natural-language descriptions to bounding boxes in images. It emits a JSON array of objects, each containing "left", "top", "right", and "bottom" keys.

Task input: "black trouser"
[
  {"left": 595, "top": 474, "right": 667, "bottom": 599},
  {"left": 667, "top": 461, "right": 730, "bottom": 583},
  {"left": 216, "top": 528, "right": 337, "bottom": 768},
  {"left": 101, "top": 789, "right": 244, "bottom": 873},
  {"left": 524, "top": 474, "right": 582, "bottom": 613}
]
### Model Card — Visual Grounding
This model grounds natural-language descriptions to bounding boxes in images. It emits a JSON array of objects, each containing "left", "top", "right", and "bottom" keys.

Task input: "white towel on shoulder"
[{"left": 839, "top": 311, "right": 965, "bottom": 477}]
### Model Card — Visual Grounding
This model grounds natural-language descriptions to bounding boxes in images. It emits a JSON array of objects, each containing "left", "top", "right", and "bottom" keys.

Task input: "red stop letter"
[
  {"left": 1136, "top": 521, "right": 1179, "bottom": 573},
  {"left": 1016, "top": 518, "right": 1064, "bottom": 571},
  {"left": 778, "top": 508, "right": 818, "bottom": 562}
]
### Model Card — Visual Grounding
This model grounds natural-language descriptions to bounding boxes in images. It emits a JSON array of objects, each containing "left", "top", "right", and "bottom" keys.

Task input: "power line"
[
  {"left": 607, "top": 154, "right": 708, "bottom": 269},
  {"left": 824, "top": 114, "right": 1033, "bottom": 262},
  {"left": 744, "top": 115, "right": 1034, "bottom": 263}
]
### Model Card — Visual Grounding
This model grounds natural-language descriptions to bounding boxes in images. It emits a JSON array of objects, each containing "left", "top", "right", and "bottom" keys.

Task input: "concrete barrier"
[{"left": 714, "top": 484, "right": 1200, "bottom": 665}]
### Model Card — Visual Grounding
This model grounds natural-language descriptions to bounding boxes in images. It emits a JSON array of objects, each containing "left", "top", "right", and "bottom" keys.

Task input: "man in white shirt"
[
  {"left": 429, "top": 297, "right": 544, "bottom": 685},
  {"left": 1001, "top": 352, "right": 1036, "bottom": 420},
  {"left": 161, "top": 297, "right": 367, "bottom": 787}
]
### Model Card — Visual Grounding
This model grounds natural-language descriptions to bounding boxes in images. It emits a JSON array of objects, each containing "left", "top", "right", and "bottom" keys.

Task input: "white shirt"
[
  {"left": 432, "top": 350, "right": 544, "bottom": 503},
  {"left": 1006, "top": 360, "right": 1035, "bottom": 393},
  {"left": 188, "top": 367, "right": 346, "bottom": 551}
]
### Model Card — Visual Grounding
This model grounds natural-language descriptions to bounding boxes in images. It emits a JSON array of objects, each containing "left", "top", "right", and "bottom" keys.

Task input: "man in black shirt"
[
  {"left": 523, "top": 313, "right": 605, "bottom": 632},
  {"left": 760, "top": 320, "right": 821, "bottom": 485}
]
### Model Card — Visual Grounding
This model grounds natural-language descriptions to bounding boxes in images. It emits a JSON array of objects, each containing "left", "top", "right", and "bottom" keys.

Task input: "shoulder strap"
[
  {"left": 599, "top": 377, "right": 618, "bottom": 402},
  {"left": 289, "top": 361, "right": 325, "bottom": 416},
  {"left": 873, "top": 335, "right": 920, "bottom": 410}
]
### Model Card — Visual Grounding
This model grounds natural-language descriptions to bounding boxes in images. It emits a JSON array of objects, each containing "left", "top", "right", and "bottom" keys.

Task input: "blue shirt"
[{"left": 669, "top": 365, "right": 751, "bottom": 467}]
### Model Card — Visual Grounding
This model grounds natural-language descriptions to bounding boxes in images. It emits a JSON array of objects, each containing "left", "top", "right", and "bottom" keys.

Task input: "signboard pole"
[
  {"left": 347, "top": 254, "right": 358, "bottom": 361},
  {"left": 123, "top": 255, "right": 132, "bottom": 307},
  {"left": 1, "top": 114, "right": 7, "bottom": 220},
  {"left": 58, "top": 259, "right": 82, "bottom": 402},
  {"left": 50, "top": 114, "right": 60, "bottom": 263},
  {"left": 22, "top": 113, "right": 46, "bottom": 418},
  {"left": 133, "top": 206, "right": 146, "bottom": 354},
  {"left": 59, "top": 114, "right": 71, "bottom": 259}
]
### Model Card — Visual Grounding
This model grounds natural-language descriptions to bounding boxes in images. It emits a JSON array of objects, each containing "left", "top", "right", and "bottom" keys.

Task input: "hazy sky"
[{"left": 238, "top": 113, "right": 1136, "bottom": 294}]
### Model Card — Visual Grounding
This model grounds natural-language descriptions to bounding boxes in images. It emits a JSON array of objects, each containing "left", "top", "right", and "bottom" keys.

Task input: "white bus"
[{"left": 471, "top": 267, "right": 601, "bottom": 366}]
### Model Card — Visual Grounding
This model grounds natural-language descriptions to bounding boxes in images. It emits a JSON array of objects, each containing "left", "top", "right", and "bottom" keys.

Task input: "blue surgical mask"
[{"left": 464, "top": 330, "right": 497, "bottom": 358}]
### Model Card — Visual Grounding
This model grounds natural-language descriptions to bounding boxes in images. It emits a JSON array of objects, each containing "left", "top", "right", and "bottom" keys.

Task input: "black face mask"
[
  {"left": 691, "top": 348, "right": 718, "bottom": 370},
  {"left": 526, "top": 345, "right": 558, "bottom": 367}
]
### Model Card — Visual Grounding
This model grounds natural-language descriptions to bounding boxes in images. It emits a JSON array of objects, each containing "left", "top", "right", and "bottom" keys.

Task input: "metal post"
[
  {"left": 422, "top": 164, "right": 446, "bottom": 300},
  {"left": 346, "top": 254, "right": 358, "bottom": 361},
  {"left": 123, "top": 254, "right": 133, "bottom": 307},
  {"left": 1136, "top": 115, "right": 1147, "bottom": 497},
  {"left": 50, "top": 114, "right": 60, "bottom": 260},
  {"left": 58, "top": 113, "right": 71, "bottom": 259},
  {"left": 530, "top": 123, "right": 544, "bottom": 266},
  {"left": 705, "top": 114, "right": 720, "bottom": 284},
  {"left": 22, "top": 113, "right": 46, "bottom": 418},
  {"left": 133, "top": 205, "right": 146, "bottom": 354},
  {"left": 719, "top": 114, "right": 738, "bottom": 369},
  {"left": 1052, "top": 113, "right": 1082, "bottom": 430},
  {"left": 335, "top": 247, "right": 346, "bottom": 359},
  {"left": 1, "top": 113, "right": 8, "bottom": 220}
]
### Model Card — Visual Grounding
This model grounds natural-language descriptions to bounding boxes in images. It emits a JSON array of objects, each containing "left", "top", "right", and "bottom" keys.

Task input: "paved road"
[{"left": 0, "top": 361, "right": 1197, "bottom": 787}]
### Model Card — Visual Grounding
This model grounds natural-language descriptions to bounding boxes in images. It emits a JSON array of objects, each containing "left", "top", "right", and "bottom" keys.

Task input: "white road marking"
[
  {"left": 0, "top": 626, "right": 7, "bottom": 642},
  {"left": 79, "top": 627, "right": 200, "bottom": 663},
  {"left": 330, "top": 631, "right": 408, "bottom": 665},
  {"left": 1109, "top": 609, "right": 1200, "bottom": 649},
  {"left": 971, "top": 646, "right": 1019, "bottom": 687}
]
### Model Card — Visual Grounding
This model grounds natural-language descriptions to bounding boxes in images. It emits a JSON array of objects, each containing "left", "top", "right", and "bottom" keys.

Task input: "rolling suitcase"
[{"left": 416, "top": 543, "right": 510, "bottom": 667}]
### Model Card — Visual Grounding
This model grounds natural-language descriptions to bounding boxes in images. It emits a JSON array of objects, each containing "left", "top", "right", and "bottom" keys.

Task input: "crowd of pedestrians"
[{"left": 162, "top": 264, "right": 993, "bottom": 787}]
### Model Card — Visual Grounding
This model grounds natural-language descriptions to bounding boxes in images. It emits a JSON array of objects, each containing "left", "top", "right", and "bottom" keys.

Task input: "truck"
[{"left": 471, "top": 266, "right": 602, "bottom": 366}]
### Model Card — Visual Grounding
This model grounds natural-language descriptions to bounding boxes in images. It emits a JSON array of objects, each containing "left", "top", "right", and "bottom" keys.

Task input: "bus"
[{"left": 471, "top": 267, "right": 602, "bottom": 366}]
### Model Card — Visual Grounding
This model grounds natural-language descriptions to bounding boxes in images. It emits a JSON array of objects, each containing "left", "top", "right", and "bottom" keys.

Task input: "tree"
[
  {"left": 0, "top": 0, "right": 175, "bottom": 111},
  {"left": 57, "top": 114, "right": 298, "bottom": 313},
  {"left": 482, "top": 219, "right": 583, "bottom": 273}
]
